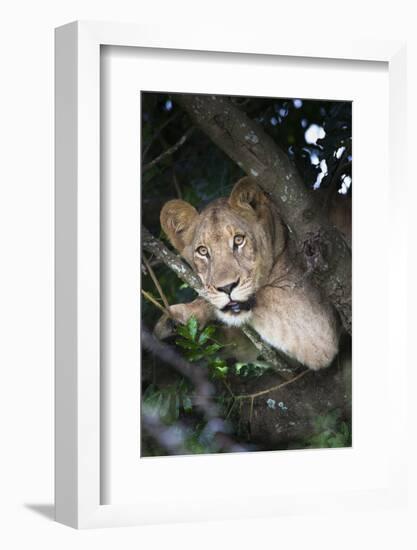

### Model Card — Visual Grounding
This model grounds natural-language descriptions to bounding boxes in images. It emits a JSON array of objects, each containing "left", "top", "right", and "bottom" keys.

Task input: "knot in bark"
[{"left": 302, "top": 230, "right": 331, "bottom": 273}]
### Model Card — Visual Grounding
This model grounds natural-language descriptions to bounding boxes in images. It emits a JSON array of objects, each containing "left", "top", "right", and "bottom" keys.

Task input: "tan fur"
[{"left": 158, "top": 177, "right": 339, "bottom": 370}]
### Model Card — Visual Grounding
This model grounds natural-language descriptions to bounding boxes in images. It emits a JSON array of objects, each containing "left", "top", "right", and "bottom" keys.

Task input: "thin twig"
[
  {"left": 235, "top": 368, "right": 309, "bottom": 401},
  {"left": 142, "top": 111, "right": 180, "bottom": 160},
  {"left": 141, "top": 289, "right": 171, "bottom": 317},
  {"left": 143, "top": 127, "right": 194, "bottom": 173},
  {"left": 143, "top": 255, "right": 170, "bottom": 310},
  {"left": 234, "top": 368, "right": 309, "bottom": 430},
  {"left": 249, "top": 396, "right": 255, "bottom": 425},
  {"left": 172, "top": 170, "right": 183, "bottom": 199},
  {"left": 221, "top": 366, "right": 309, "bottom": 424},
  {"left": 225, "top": 399, "right": 237, "bottom": 421},
  {"left": 222, "top": 378, "right": 235, "bottom": 398}
]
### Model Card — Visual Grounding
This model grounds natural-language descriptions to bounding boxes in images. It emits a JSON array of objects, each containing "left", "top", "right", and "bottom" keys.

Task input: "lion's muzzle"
[{"left": 221, "top": 295, "right": 256, "bottom": 315}]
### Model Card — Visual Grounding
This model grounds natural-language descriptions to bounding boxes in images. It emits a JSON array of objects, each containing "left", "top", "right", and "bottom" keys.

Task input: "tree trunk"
[{"left": 226, "top": 350, "right": 351, "bottom": 448}]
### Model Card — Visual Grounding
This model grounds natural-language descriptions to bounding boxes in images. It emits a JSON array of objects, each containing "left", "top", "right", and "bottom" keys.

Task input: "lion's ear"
[
  {"left": 228, "top": 177, "right": 266, "bottom": 215},
  {"left": 160, "top": 199, "right": 198, "bottom": 254}
]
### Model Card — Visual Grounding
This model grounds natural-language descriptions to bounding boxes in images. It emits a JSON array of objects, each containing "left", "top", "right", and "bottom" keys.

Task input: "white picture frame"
[{"left": 55, "top": 20, "right": 407, "bottom": 529}]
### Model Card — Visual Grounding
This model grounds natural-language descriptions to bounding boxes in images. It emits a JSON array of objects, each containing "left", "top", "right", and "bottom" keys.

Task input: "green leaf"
[
  {"left": 148, "top": 392, "right": 163, "bottom": 417},
  {"left": 213, "top": 365, "right": 228, "bottom": 378},
  {"left": 328, "top": 434, "right": 346, "bottom": 448},
  {"left": 175, "top": 394, "right": 180, "bottom": 420},
  {"left": 160, "top": 394, "right": 171, "bottom": 418},
  {"left": 187, "top": 316, "right": 198, "bottom": 341},
  {"left": 340, "top": 421, "right": 350, "bottom": 440},
  {"left": 142, "top": 383, "right": 156, "bottom": 399},
  {"left": 198, "top": 325, "right": 216, "bottom": 345},
  {"left": 182, "top": 395, "right": 193, "bottom": 413},
  {"left": 187, "top": 351, "right": 205, "bottom": 362},
  {"left": 176, "top": 325, "right": 191, "bottom": 340},
  {"left": 204, "top": 343, "right": 222, "bottom": 355},
  {"left": 211, "top": 357, "right": 227, "bottom": 369},
  {"left": 175, "top": 338, "right": 197, "bottom": 350},
  {"left": 233, "top": 361, "right": 272, "bottom": 378},
  {"left": 234, "top": 362, "right": 246, "bottom": 374}
]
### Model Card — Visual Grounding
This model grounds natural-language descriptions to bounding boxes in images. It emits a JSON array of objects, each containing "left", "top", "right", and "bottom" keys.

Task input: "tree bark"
[
  {"left": 142, "top": 226, "right": 202, "bottom": 290},
  {"left": 175, "top": 94, "right": 352, "bottom": 333},
  {"left": 230, "top": 351, "right": 351, "bottom": 448}
]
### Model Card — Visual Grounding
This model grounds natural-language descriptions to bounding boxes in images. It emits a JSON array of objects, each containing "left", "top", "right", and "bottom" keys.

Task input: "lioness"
[{"left": 157, "top": 177, "right": 340, "bottom": 370}]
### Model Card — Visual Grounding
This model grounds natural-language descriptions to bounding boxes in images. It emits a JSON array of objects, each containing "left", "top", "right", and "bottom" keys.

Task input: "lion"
[{"left": 156, "top": 177, "right": 340, "bottom": 370}]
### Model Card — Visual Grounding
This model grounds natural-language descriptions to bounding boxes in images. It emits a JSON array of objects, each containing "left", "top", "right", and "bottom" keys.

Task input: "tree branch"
[
  {"left": 142, "top": 255, "right": 170, "bottom": 310},
  {"left": 239, "top": 325, "right": 298, "bottom": 378},
  {"left": 142, "top": 226, "right": 203, "bottom": 291},
  {"left": 226, "top": 368, "right": 310, "bottom": 426},
  {"left": 174, "top": 94, "right": 351, "bottom": 333},
  {"left": 141, "top": 289, "right": 170, "bottom": 316},
  {"left": 142, "top": 127, "right": 194, "bottom": 173},
  {"left": 142, "top": 111, "right": 180, "bottom": 161}
]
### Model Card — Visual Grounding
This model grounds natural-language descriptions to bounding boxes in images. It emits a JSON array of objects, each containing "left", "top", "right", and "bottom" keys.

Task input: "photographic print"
[{"left": 141, "top": 92, "right": 352, "bottom": 457}]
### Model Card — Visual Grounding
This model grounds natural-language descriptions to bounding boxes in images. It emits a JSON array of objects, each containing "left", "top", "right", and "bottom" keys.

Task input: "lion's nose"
[{"left": 216, "top": 279, "right": 239, "bottom": 296}]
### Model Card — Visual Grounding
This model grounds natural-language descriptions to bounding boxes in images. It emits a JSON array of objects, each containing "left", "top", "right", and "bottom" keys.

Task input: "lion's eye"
[
  {"left": 234, "top": 235, "right": 245, "bottom": 247},
  {"left": 196, "top": 246, "right": 208, "bottom": 256}
]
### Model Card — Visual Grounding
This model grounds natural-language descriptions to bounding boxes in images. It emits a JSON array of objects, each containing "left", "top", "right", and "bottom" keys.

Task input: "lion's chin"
[{"left": 215, "top": 308, "right": 253, "bottom": 327}]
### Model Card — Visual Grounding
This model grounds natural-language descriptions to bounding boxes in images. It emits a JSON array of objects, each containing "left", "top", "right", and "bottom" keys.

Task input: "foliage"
[
  {"left": 142, "top": 379, "right": 193, "bottom": 424},
  {"left": 305, "top": 409, "right": 351, "bottom": 448},
  {"left": 142, "top": 371, "right": 225, "bottom": 455},
  {"left": 175, "top": 316, "right": 229, "bottom": 379},
  {"left": 141, "top": 316, "right": 232, "bottom": 455},
  {"left": 234, "top": 361, "right": 273, "bottom": 378},
  {"left": 244, "top": 97, "right": 352, "bottom": 194},
  {"left": 142, "top": 381, "right": 224, "bottom": 456}
]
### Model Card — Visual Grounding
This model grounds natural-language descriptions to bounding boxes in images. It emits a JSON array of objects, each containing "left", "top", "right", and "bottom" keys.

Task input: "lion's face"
[{"left": 160, "top": 178, "right": 286, "bottom": 326}]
